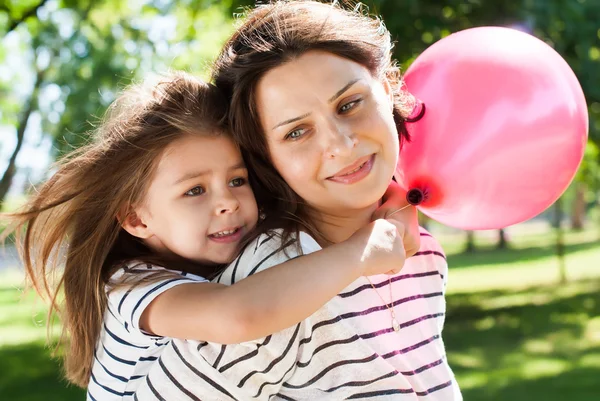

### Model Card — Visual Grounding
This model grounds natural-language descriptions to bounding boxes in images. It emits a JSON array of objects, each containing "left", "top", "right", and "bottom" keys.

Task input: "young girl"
[{"left": 2, "top": 71, "right": 416, "bottom": 400}]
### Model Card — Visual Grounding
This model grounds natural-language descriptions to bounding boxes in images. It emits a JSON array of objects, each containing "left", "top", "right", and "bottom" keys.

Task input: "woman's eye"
[
  {"left": 229, "top": 177, "right": 247, "bottom": 187},
  {"left": 284, "top": 128, "right": 307, "bottom": 141},
  {"left": 339, "top": 99, "right": 362, "bottom": 114},
  {"left": 184, "top": 186, "right": 205, "bottom": 196}
]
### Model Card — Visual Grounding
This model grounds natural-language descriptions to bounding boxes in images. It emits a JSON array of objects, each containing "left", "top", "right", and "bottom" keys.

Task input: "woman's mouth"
[{"left": 327, "top": 154, "right": 375, "bottom": 184}]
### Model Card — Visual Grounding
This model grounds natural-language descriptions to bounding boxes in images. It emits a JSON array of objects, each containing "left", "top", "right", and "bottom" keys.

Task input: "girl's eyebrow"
[
  {"left": 173, "top": 171, "right": 209, "bottom": 185},
  {"left": 173, "top": 162, "right": 246, "bottom": 185},
  {"left": 228, "top": 161, "right": 247, "bottom": 170}
]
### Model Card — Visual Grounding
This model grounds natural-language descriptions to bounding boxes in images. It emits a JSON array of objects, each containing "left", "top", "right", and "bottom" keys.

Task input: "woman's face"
[{"left": 255, "top": 50, "right": 400, "bottom": 214}]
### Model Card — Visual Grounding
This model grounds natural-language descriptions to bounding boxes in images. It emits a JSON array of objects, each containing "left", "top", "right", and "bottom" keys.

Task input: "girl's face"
[
  {"left": 130, "top": 134, "right": 258, "bottom": 264},
  {"left": 255, "top": 50, "right": 399, "bottom": 215}
]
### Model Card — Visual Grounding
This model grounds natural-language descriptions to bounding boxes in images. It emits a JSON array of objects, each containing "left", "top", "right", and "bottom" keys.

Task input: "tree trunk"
[
  {"left": 554, "top": 198, "right": 567, "bottom": 284},
  {"left": 464, "top": 231, "right": 476, "bottom": 253},
  {"left": 496, "top": 229, "right": 508, "bottom": 249},
  {"left": 570, "top": 182, "right": 586, "bottom": 230},
  {"left": 0, "top": 70, "right": 43, "bottom": 205}
]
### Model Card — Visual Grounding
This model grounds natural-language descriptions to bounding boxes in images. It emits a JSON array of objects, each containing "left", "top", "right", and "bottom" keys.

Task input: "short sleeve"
[{"left": 107, "top": 263, "right": 207, "bottom": 337}]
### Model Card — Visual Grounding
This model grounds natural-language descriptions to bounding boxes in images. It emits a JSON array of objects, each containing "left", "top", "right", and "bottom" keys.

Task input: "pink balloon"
[{"left": 396, "top": 26, "right": 588, "bottom": 230}]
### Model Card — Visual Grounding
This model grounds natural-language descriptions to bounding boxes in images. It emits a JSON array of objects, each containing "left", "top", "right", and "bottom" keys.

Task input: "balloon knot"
[{"left": 407, "top": 188, "right": 425, "bottom": 205}]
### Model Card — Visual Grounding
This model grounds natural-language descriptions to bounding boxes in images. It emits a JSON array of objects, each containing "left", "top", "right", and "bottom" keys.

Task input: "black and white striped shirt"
[
  {"left": 134, "top": 228, "right": 461, "bottom": 400},
  {"left": 87, "top": 264, "right": 207, "bottom": 401}
]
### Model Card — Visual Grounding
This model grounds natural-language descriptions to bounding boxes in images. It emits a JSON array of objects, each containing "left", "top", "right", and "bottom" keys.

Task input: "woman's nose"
[{"left": 324, "top": 121, "right": 358, "bottom": 159}]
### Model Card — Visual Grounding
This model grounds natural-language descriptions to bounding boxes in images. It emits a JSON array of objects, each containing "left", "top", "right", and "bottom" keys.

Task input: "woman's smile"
[{"left": 326, "top": 154, "right": 376, "bottom": 184}]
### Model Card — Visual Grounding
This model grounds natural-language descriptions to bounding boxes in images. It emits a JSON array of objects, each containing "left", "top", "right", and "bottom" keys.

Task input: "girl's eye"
[
  {"left": 284, "top": 128, "right": 307, "bottom": 141},
  {"left": 184, "top": 186, "right": 205, "bottom": 197},
  {"left": 229, "top": 177, "right": 247, "bottom": 187},
  {"left": 339, "top": 99, "right": 362, "bottom": 114}
]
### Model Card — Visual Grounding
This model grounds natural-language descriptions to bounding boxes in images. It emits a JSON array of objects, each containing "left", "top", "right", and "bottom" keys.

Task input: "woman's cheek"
[{"left": 275, "top": 147, "right": 315, "bottom": 182}]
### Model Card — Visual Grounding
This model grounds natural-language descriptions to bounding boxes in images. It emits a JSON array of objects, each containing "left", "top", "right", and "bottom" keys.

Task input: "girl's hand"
[
  {"left": 372, "top": 180, "right": 421, "bottom": 257},
  {"left": 345, "top": 219, "right": 407, "bottom": 275}
]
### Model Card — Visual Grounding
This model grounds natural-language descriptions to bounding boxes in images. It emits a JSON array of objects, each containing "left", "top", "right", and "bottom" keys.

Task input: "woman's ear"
[
  {"left": 119, "top": 207, "right": 153, "bottom": 239},
  {"left": 381, "top": 77, "right": 395, "bottom": 111}
]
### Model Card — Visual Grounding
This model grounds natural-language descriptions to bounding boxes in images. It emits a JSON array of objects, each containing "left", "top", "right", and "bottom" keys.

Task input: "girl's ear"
[{"left": 119, "top": 207, "right": 153, "bottom": 239}]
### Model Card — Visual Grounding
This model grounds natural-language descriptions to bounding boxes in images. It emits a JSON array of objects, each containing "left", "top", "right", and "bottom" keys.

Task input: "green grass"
[
  {"left": 440, "top": 224, "right": 600, "bottom": 400},
  {"left": 0, "top": 224, "right": 599, "bottom": 400},
  {"left": 0, "top": 271, "right": 85, "bottom": 400},
  {"left": 0, "top": 342, "right": 84, "bottom": 401},
  {"left": 445, "top": 279, "right": 600, "bottom": 400}
]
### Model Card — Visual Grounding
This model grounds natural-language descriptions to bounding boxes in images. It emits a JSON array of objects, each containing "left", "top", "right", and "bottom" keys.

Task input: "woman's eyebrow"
[
  {"left": 271, "top": 79, "right": 363, "bottom": 130},
  {"left": 328, "top": 78, "right": 361, "bottom": 103},
  {"left": 272, "top": 113, "right": 310, "bottom": 130}
]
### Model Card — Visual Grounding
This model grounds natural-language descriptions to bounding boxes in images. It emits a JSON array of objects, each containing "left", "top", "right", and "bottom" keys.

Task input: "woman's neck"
[{"left": 309, "top": 202, "right": 378, "bottom": 246}]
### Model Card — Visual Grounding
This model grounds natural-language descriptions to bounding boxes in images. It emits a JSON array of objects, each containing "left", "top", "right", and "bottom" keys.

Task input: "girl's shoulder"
[
  {"left": 246, "top": 229, "right": 322, "bottom": 257},
  {"left": 216, "top": 229, "right": 321, "bottom": 284},
  {"left": 107, "top": 260, "right": 207, "bottom": 291},
  {"left": 105, "top": 261, "right": 208, "bottom": 331}
]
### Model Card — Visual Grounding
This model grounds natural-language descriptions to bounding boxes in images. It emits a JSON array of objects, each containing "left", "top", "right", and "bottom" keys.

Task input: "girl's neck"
[{"left": 308, "top": 202, "right": 378, "bottom": 247}]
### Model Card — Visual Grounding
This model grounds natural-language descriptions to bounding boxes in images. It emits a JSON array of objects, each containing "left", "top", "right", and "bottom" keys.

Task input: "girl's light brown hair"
[
  {"left": 1, "top": 71, "right": 228, "bottom": 387},
  {"left": 212, "top": 0, "right": 416, "bottom": 243}
]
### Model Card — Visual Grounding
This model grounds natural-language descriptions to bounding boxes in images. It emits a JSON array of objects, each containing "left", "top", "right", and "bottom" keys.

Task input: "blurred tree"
[
  {"left": 572, "top": 141, "right": 600, "bottom": 229},
  {"left": 0, "top": 0, "right": 233, "bottom": 203},
  {"left": 0, "top": 0, "right": 55, "bottom": 203},
  {"left": 1, "top": 0, "right": 50, "bottom": 35},
  {"left": 49, "top": 0, "right": 234, "bottom": 157},
  {"left": 0, "top": 69, "right": 43, "bottom": 202}
]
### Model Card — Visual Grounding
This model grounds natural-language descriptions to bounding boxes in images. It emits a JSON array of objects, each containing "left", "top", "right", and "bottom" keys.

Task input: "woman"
[{"left": 135, "top": 1, "right": 460, "bottom": 400}]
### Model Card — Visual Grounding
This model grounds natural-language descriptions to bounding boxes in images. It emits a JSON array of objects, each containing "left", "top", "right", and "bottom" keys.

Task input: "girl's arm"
[{"left": 140, "top": 219, "right": 407, "bottom": 344}]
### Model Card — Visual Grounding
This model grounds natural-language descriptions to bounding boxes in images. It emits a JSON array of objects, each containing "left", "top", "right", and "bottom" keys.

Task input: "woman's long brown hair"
[
  {"left": 212, "top": 0, "right": 416, "bottom": 245},
  {"left": 1, "top": 71, "right": 228, "bottom": 387}
]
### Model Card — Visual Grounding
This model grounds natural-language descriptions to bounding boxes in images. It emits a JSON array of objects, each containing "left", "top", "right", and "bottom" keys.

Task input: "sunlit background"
[{"left": 1, "top": 1, "right": 599, "bottom": 400}]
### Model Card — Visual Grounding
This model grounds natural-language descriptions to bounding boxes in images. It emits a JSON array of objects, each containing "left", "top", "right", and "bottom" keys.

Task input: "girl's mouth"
[{"left": 208, "top": 227, "right": 244, "bottom": 243}]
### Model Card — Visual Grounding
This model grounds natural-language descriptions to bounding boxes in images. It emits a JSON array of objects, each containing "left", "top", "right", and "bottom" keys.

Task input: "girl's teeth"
[{"left": 213, "top": 229, "right": 237, "bottom": 237}]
